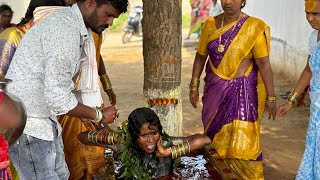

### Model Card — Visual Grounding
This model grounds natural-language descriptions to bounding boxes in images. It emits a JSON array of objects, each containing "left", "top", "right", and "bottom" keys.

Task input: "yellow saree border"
[
  {"left": 205, "top": 145, "right": 264, "bottom": 180},
  {"left": 213, "top": 120, "right": 262, "bottom": 160}
]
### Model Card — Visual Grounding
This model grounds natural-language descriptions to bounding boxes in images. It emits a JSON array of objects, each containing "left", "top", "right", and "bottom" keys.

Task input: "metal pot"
[
  {"left": 0, "top": 78, "right": 12, "bottom": 93},
  {"left": 0, "top": 78, "right": 26, "bottom": 144}
]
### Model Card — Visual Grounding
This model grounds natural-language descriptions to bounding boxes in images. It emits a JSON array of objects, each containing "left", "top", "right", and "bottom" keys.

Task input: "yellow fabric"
[
  {"left": 213, "top": 120, "right": 261, "bottom": 160},
  {"left": 246, "top": 32, "right": 269, "bottom": 59},
  {"left": 305, "top": 0, "right": 317, "bottom": 12},
  {"left": 197, "top": 17, "right": 217, "bottom": 55},
  {"left": 210, "top": 149, "right": 264, "bottom": 180},
  {"left": 58, "top": 116, "right": 105, "bottom": 180},
  {"left": 198, "top": 16, "right": 269, "bottom": 179},
  {"left": 92, "top": 32, "right": 103, "bottom": 69},
  {"left": 227, "top": 159, "right": 264, "bottom": 180},
  {"left": 58, "top": 33, "right": 105, "bottom": 180},
  {"left": 0, "top": 27, "right": 24, "bottom": 47},
  {"left": 9, "top": 160, "right": 19, "bottom": 180},
  {"left": 198, "top": 16, "right": 270, "bottom": 79}
]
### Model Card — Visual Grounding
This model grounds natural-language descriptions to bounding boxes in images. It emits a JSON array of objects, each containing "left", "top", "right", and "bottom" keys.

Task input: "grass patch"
[
  {"left": 108, "top": 13, "right": 128, "bottom": 32},
  {"left": 182, "top": 13, "right": 191, "bottom": 29}
]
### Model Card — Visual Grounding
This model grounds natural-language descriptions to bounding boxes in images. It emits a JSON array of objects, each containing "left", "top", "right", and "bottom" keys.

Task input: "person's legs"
[
  {"left": 54, "top": 133, "right": 69, "bottom": 179},
  {"left": 9, "top": 122, "right": 69, "bottom": 180},
  {"left": 296, "top": 104, "right": 318, "bottom": 180},
  {"left": 59, "top": 115, "right": 105, "bottom": 179}
]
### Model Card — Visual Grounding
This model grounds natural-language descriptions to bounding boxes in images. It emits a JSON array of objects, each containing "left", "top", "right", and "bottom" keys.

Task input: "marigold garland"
[{"left": 147, "top": 98, "right": 178, "bottom": 106}]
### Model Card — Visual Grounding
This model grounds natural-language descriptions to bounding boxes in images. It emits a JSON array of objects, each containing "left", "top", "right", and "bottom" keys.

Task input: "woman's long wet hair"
[
  {"left": 128, "top": 107, "right": 164, "bottom": 158},
  {"left": 17, "top": 0, "right": 66, "bottom": 26}
]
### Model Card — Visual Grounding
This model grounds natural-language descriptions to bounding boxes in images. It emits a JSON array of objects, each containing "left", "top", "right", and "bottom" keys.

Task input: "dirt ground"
[{"left": 100, "top": 32, "right": 309, "bottom": 180}]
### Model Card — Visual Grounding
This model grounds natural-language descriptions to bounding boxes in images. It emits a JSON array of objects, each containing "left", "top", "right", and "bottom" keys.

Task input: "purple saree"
[
  {"left": 198, "top": 15, "right": 270, "bottom": 179},
  {"left": 202, "top": 16, "right": 259, "bottom": 139}
]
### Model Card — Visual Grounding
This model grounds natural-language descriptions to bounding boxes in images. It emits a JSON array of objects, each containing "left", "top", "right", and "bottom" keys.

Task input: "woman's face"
[
  {"left": 220, "top": 0, "right": 244, "bottom": 14},
  {"left": 0, "top": 10, "right": 13, "bottom": 28},
  {"left": 306, "top": 1, "right": 320, "bottom": 30},
  {"left": 137, "top": 123, "right": 160, "bottom": 154}
]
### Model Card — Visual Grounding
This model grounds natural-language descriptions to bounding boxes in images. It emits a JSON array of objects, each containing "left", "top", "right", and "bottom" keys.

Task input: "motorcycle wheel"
[{"left": 122, "top": 31, "right": 132, "bottom": 44}]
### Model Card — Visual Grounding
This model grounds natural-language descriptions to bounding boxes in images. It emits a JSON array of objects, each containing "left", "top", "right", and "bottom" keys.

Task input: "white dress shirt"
[{"left": 5, "top": 4, "right": 90, "bottom": 141}]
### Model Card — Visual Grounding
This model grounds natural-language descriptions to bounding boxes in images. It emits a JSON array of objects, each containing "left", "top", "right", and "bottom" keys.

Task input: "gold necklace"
[{"left": 217, "top": 13, "right": 242, "bottom": 53}]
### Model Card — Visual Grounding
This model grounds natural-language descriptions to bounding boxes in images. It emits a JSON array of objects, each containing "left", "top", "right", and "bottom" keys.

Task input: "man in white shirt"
[{"left": 5, "top": 0, "right": 128, "bottom": 179}]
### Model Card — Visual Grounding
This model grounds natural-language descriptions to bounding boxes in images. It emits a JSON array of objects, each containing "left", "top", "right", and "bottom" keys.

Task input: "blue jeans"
[{"left": 8, "top": 121, "right": 69, "bottom": 180}]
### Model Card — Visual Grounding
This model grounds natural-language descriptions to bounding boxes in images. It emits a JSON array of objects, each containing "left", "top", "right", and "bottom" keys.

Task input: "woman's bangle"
[
  {"left": 288, "top": 90, "right": 301, "bottom": 106},
  {"left": 171, "top": 141, "right": 190, "bottom": 159},
  {"left": 189, "top": 77, "right": 200, "bottom": 92},
  {"left": 88, "top": 131, "right": 93, "bottom": 142},
  {"left": 107, "top": 132, "right": 115, "bottom": 144},
  {"left": 189, "top": 88, "right": 199, "bottom": 92},
  {"left": 190, "top": 77, "right": 200, "bottom": 83},
  {"left": 267, "top": 96, "right": 277, "bottom": 103},
  {"left": 88, "top": 131, "right": 98, "bottom": 143}
]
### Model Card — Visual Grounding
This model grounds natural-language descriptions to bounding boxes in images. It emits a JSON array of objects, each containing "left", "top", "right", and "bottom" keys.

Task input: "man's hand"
[{"left": 101, "top": 105, "right": 117, "bottom": 124}]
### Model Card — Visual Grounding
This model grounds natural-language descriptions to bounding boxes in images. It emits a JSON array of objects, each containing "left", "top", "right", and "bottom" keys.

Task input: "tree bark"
[{"left": 142, "top": 0, "right": 183, "bottom": 136}]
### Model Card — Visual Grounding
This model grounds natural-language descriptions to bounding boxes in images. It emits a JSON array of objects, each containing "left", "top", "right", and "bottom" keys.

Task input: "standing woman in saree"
[
  {"left": 278, "top": 0, "right": 320, "bottom": 179},
  {"left": 189, "top": 0, "right": 277, "bottom": 179}
]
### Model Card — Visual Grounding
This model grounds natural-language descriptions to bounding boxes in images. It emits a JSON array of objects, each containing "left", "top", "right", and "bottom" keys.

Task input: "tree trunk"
[{"left": 142, "top": 0, "right": 183, "bottom": 136}]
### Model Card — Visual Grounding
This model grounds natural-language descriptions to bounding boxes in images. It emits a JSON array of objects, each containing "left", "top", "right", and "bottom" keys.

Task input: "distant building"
[{"left": 244, "top": 0, "right": 312, "bottom": 79}]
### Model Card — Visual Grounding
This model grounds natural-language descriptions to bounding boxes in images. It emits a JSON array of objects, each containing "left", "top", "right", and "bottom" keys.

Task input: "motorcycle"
[{"left": 122, "top": 5, "right": 143, "bottom": 44}]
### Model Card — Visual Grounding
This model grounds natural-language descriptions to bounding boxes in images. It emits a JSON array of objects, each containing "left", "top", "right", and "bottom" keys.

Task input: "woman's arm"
[
  {"left": 189, "top": 53, "right": 208, "bottom": 108},
  {"left": 255, "top": 56, "right": 276, "bottom": 97},
  {"left": 99, "top": 55, "right": 117, "bottom": 105},
  {"left": 183, "top": 134, "right": 211, "bottom": 152},
  {"left": 191, "top": 53, "right": 208, "bottom": 79},
  {"left": 77, "top": 130, "right": 119, "bottom": 147},
  {"left": 290, "top": 56, "right": 312, "bottom": 95},
  {"left": 255, "top": 56, "right": 277, "bottom": 120},
  {"left": 278, "top": 56, "right": 312, "bottom": 118},
  {"left": 156, "top": 134, "right": 211, "bottom": 158}
]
